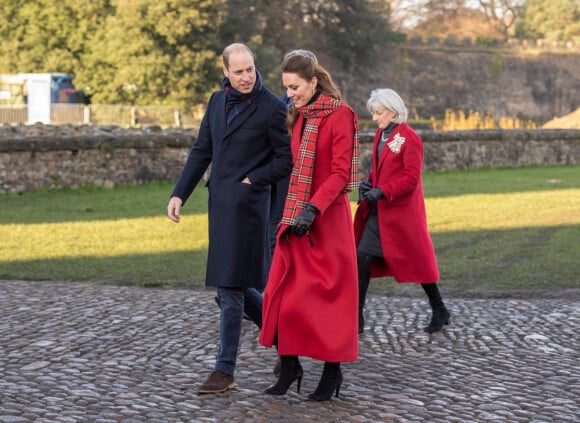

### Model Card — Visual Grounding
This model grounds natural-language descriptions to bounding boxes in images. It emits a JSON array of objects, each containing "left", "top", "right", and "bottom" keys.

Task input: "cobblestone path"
[{"left": 0, "top": 281, "right": 578, "bottom": 422}]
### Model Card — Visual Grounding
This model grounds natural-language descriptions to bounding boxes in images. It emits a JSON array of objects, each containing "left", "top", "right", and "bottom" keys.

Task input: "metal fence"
[
  {"left": 0, "top": 104, "right": 204, "bottom": 128},
  {"left": 0, "top": 105, "right": 27, "bottom": 124}
]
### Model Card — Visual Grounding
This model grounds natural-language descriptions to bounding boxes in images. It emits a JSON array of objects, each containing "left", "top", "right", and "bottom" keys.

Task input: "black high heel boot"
[
  {"left": 265, "top": 355, "right": 303, "bottom": 395},
  {"left": 422, "top": 283, "right": 450, "bottom": 333},
  {"left": 308, "top": 362, "right": 343, "bottom": 401},
  {"left": 424, "top": 304, "right": 451, "bottom": 333}
]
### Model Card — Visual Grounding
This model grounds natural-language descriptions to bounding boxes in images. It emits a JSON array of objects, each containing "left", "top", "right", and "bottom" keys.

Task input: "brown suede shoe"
[{"left": 197, "top": 370, "right": 235, "bottom": 394}]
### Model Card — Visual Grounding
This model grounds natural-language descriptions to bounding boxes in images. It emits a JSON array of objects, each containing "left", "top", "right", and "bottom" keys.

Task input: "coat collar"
[
  {"left": 212, "top": 90, "right": 261, "bottom": 141},
  {"left": 225, "top": 100, "right": 258, "bottom": 137}
]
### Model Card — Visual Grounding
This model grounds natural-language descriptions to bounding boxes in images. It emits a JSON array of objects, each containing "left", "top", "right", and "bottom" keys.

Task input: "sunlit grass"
[
  {"left": 1, "top": 216, "right": 208, "bottom": 261},
  {"left": 2, "top": 190, "right": 578, "bottom": 262},
  {"left": 0, "top": 166, "right": 578, "bottom": 293},
  {"left": 426, "top": 189, "right": 580, "bottom": 232}
]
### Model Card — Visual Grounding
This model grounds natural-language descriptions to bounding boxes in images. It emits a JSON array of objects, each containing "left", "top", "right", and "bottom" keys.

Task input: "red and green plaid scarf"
[{"left": 281, "top": 95, "right": 360, "bottom": 226}]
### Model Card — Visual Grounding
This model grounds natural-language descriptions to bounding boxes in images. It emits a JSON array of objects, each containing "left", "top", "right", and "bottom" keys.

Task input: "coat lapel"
[
  {"left": 223, "top": 101, "right": 258, "bottom": 139},
  {"left": 213, "top": 92, "right": 227, "bottom": 149},
  {"left": 376, "top": 124, "right": 404, "bottom": 175},
  {"left": 211, "top": 91, "right": 258, "bottom": 166},
  {"left": 377, "top": 134, "right": 390, "bottom": 175},
  {"left": 373, "top": 130, "right": 390, "bottom": 178}
]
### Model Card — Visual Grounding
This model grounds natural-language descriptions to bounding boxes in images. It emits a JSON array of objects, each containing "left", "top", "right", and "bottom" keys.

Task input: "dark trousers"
[{"left": 215, "top": 287, "right": 262, "bottom": 375}]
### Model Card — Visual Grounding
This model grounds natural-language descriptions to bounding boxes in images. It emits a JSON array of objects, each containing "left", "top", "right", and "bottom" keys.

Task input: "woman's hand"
[
  {"left": 362, "top": 187, "right": 384, "bottom": 204},
  {"left": 292, "top": 203, "right": 319, "bottom": 237}
]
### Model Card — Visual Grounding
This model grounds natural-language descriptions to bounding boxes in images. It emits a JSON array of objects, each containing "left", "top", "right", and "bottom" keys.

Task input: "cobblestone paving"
[{"left": 0, "top": 280, "right": 578, "bottom": 422}]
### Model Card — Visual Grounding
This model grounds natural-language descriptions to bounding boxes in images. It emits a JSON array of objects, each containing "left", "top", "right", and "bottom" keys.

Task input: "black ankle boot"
[
  {"left": 424, "top": 304, "right": 451, "bottom": 333},
  {"left": 265, "top": 356, "right": 303, "bottom": 395},
  {"left": 422, "top": 283, "right": 450, "bottom": 333},
  {"left": 308, "top": 362, "right": 343, "bottom": 401}
]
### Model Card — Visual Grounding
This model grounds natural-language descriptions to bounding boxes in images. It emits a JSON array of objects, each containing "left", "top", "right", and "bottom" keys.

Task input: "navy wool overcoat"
[{"left": 171, "top": 88, "right": 292, "bottom": 289}]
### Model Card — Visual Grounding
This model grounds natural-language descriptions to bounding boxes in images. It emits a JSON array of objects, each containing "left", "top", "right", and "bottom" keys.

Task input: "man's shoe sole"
[{"left": 197, "top": 382, "right": 236, "bottom": 395}]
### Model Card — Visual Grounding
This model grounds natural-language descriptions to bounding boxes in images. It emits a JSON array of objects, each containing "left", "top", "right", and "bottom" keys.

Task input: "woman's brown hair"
[{"left": 281, "top": 55, "right": 341, "bottom": 134}]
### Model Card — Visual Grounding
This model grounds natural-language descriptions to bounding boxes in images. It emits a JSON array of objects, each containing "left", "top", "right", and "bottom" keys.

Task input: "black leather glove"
[
  {"left": 358, "top": 178, "right": 372, "bottom": 203},
  {"left": 359, "top": 178, "right": 372, "bottom": 194},
  {"left": 292, "top": 203, "right": 319, "bottom": 237},
  {"left": 363, "top": 187, "right": 384, "bottom": 204}
]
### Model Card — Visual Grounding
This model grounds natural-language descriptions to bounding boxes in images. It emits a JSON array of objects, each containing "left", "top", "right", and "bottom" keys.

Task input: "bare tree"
[
  {"left": 388, "top": 0, "right": 468, "bottom": 31},
  {"left": 477, "top": 0, "right": 525, "bottom": 38}
]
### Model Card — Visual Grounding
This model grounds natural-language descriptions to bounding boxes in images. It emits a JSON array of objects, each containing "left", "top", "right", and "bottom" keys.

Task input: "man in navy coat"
[{"left": 167, "top": 43, "right": 292, "bottom": 394}]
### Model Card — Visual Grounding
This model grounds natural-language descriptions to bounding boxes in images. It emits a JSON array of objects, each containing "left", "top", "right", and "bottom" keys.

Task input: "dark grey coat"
[{"left": 171, "top": 87, "right": 292, "bottom": 289}]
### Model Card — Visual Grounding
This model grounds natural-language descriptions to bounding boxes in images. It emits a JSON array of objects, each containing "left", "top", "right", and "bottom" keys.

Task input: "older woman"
[{"left": 353, "top": 88, "right": 450, "bottom": 334}]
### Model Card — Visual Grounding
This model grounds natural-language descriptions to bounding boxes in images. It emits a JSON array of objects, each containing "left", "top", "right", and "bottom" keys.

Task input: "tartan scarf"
[
  {"left": 281, "top": 94, "right": 360, "bottom": 226},
  {"left": 223, "top": 70, "right": 263, "bottom": 126}
]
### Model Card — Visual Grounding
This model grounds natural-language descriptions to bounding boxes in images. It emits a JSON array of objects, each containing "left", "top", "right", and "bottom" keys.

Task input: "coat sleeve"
[
  {"left": 171, "top": 93, "right": 216, "bottom": 204},
  {"left": 309, "top": 107, "right": 355, "bottom": 215}
]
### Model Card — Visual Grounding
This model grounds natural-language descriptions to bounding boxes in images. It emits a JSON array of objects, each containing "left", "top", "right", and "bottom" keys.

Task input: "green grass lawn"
[{"left": 1, "top": 165, "right": 579, "bottom": 297}]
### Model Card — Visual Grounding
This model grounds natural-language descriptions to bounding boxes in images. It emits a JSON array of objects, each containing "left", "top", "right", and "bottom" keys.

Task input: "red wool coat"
[
  {"left": 353, "top": 122, "right": 439, "bottom": 283},
  {"left": 259, "top": 106, "right": 359, "bottom": 363}
]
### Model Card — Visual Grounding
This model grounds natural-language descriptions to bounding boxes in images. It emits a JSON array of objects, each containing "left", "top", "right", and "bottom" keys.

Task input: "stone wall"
[{"left": 0, "top": 125, "right": 578, "bottom": 194}]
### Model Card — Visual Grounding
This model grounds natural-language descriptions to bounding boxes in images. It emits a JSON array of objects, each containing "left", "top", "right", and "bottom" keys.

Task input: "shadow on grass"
[
  {"left": 1, "top": 225, "right": 579, "bottom": 298},
  {"left": 0, "top": 250, "right": 209, "bottom": 289},
  {"left": 365, "top": 224, "right": 580, "bottom": 299},
  {"left": 0, "top": 181, "right": 210, "bottom": 224},
  {"left": 2, "top": 166, "right": 579, "bottom": 224}
]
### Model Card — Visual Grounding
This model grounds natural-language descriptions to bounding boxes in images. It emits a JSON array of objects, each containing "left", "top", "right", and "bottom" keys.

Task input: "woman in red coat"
[
  {"left": 353, "top": 88, "right": 450, "bottom": 334},
  {"left": 259, "top": 54, "right": 359, "bottom": 401}
]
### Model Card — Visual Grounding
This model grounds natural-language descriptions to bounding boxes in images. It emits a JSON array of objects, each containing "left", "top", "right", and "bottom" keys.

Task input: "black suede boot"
[
  {"left": 422, "top": 283, "right": 450, "bottom": 333},
  {"left": 308, "top": 362, "right": 343, "bottom": 401},
  {"left": 357, "top": 252, "right": 373, "bottom": 334},
  {"left": 265, "top": 355, "right": 303, "bottom": 395}
]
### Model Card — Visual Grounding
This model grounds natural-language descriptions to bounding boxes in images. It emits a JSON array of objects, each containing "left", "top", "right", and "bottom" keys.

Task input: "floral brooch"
[{"left": 388, "top": 133, "right": 405, "bottom": 153}]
